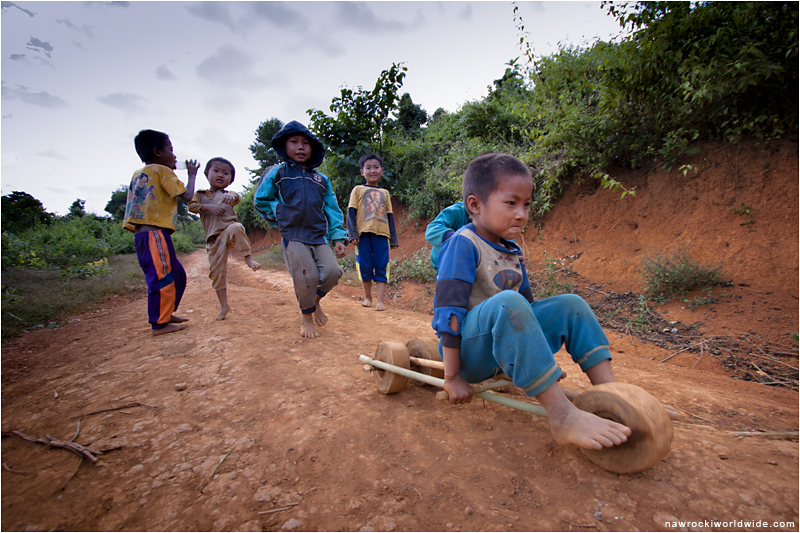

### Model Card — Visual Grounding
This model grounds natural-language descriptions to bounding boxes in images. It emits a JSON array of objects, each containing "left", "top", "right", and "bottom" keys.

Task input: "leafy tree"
[
  {"left": 247, "top": 117, "right": 285, "bottom": 179},
  {"left": 396, "top": 93, "right": 427, "bottom": 135},
  {"left": 105, "top": 186, "right": 128, "bottom": 221},
  {"left": 68, "top": 199, "right": 87, "bottom": 219},
  {"left": 430, "top": 107, "right": 448, "bottom": 123},
  {"left": 1, "top": 191, "right": 53, "bottom": 234},
  {"left": 307, "top": 62, "right": 407, "bottom": 202}
]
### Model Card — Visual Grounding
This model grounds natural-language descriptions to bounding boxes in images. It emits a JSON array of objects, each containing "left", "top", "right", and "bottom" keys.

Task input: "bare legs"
[
  {"left": 215, "top": 288, "right": 230, "bottom": 320},
  {"left": 301, "top": 295, "right": 329, "bottom": 338},
  {"left": 361, "top": 280, "right": 387, "bottom": 311}
]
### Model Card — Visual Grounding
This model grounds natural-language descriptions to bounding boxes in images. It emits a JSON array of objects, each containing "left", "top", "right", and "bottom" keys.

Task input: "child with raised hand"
[
  {"left": 253, "top": 121, "right": 348, "bottom": 338},
  {"left": 188, "top": 157, "right": 261, "bottom": 321},
  {"left": 346, "top": 153, "right": 398, "bottom": 311},
  {"left": 123, "top": 129, "right": 198, "bottom": 336},
  {"left": 432, "top": 152, "right": 632, "bottom": 451}
]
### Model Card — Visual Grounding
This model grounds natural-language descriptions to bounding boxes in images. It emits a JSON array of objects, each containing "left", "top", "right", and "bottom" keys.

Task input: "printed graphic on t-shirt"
[
  {"left": 127, "top": 172, "right": 156, "bottom": 220},
  {"left": 494, "top": 270, "right": 522, "bottom": 290},
  {"left": 362, "top": 189, "right": 387, "bottom": 223}
]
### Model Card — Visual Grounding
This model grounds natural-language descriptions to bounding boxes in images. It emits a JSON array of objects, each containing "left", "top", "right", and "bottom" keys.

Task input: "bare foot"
[
  {"left": 216, "top": 304, "right": 231, "bottom": 321},
  {"left": 152, "top": 323, "right": 186, "bottom": 336},
  {"left": 169, "top": 315, "right": 189, "bottom": 323},
  {"left": 551, "top": 407, "right": 631, "bottom": 450},
  {"left": 313, "top": 306, "right": 328, "bottom": 326},
  {"left": 361, "top": 297, "right": 372, "bottom": 308},
  {"left": 245, "top": 256, "right": 261, "bottom": 272},
  {"left": 300, "top": 314, "right": 319, "bottom": 338},
  {"left": 375, "top": 301, "right": 386, "bottom": 311}
]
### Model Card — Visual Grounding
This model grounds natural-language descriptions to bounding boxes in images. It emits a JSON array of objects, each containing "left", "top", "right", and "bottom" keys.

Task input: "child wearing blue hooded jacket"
[{"left": 254, "top": 121, "right": 348, "bottom": 338}]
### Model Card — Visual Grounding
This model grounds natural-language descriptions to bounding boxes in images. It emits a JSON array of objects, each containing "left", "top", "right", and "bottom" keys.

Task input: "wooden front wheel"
[
  {"left": 373, "top": 342, "right": 410, "bottom": 394},
  {"left": 572, "top": 382, "right": 673, "bottom": 474}
]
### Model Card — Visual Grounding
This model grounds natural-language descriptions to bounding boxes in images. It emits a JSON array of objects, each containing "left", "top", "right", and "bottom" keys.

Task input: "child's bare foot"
[
  {"left": 313, "top": 306, "right": 328, "bottom": 326},
  {"left": 245, "top": 256, "right": 261, "bottom": 272},
  {"left": 152, "top": 323, "right": 186, "bottom": 336},
  {"left": 216, "top": 304, "right": 231, "bottom": 321},
  {"left": 300, "top": 314, "right": 319, "bottom": 338},
  {"left": 169, "top": 315, "right": 189, "bottom": 323},
  {"left": 362, "top": 297, "right": 372, "bottom": 307},
  {"left": 663, "top": 404, "right": 680, "bottom": 420},
  {"left": 550, "top": 407, "right": 631, "bottom": 450},
  {"left": 375, "top": 301, "right": 386, "bottom": 311}
]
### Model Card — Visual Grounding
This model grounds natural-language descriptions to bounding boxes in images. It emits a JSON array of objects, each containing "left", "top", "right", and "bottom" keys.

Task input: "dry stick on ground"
[
  {"left": 661, "top": 341, "right": 707, "bottom": 363},
  {"left": 257, "top": 503, "right": 299, "bottom": 515},
  {"left": 57, "top": 456, "right": 83, "bottom": 493},
  {"left": 3, "top": 462, "right": 30, "bottom": 475},
  {"left": 741, "top": 335, "right": 799, "bottom": 371},
  {"left": 10, "top": 431, "right": 103, "bottom": 463},
  {"left": 691, "top": 342, "right": 704, "bottom": 369},
  {"left": 72, "top": 402, "right": 159, "bottom": 418},
  {"left": 728, "top": 431, "right": 799, "bottom": 439}
]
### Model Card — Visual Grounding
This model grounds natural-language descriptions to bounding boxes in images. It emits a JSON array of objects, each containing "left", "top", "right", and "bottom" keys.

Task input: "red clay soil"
[{"left": 2, "top": 140, "right": 797, "bottom": 532}]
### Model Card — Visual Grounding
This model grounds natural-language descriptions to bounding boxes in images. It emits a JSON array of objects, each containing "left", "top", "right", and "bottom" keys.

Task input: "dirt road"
[{"left": 2, "top": 247, "right": 798, "bottom": 532}]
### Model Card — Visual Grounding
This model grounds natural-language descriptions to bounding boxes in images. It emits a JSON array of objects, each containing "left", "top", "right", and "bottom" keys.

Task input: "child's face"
[
  {"left": 468, "top": 173, "right": 532, "bottom": 245},
  {"left": 285, "top": 134, "right": 311, "bottom": 164},
  {"left": 205, "top": 162, "right": 233, "bottom": 190},
  {"left": 360, "top": 159, "right": 383, "bottom": 186},
  {"left": 152, "top": 138, "right": 177, "bottom": 169}
]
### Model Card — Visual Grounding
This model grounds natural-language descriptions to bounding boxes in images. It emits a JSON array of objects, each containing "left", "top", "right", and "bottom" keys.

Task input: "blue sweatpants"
[
  {"left": 135, "top": 229, "right": 186, "bottom": 330},
  {"left": 355, "top": 232, "right": 390, "bottom": 283},
  {"left": 442, "top": 291, "right": 611, "bottom": 397}
]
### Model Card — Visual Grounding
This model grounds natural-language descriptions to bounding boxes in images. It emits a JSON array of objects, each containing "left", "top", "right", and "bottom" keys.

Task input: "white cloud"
[
  {"left": 156, "top": 65, "right": 177, "bottom": 81},
  {"left": 36, "top": 148, "right": 68, "bottom": 161},
  {"left": 195, "top": 45, "right": 270, "bottom": 89},
  {"left": 185, "top": 2, "right": 237, "bottom": 32},
  {"left": 96, "top": 92, "right": 148, "bottom": 115},
  {"left": 1, "top": 83, "right": 69, "bottom": 110}
]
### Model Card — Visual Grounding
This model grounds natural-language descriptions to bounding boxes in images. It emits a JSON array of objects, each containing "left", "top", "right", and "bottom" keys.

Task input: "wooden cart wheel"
[
  {"left": 406, "top": 337, "right": 444, "bottom": 386},
  {"left": 572, "top": 382, "right": 673, "bottom": 474},
  {"left": 373, "top": 342, "right": 410, "bottom": 394}
]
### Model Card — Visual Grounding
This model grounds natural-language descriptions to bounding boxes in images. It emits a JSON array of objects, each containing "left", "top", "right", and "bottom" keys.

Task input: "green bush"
[
  {"left": 389, "top": 247, "right": 436, "bottom": 285},
  {"left": 640, "top": 245, "right": 724, "bottom": 301}
]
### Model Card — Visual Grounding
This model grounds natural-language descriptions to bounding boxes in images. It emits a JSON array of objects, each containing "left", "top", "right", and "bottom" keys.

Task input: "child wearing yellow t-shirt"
[
  {"left": 346, "top": 153, "right": 398, "bottom": 311},
  {"left": 123, "top": 129, "right": 199, "bottom": 335}
]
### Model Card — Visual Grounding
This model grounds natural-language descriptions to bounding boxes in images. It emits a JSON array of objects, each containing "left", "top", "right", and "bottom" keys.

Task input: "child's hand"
[
  {"left": 350, "top": 238, "right": 359, "bottom": 246},
  {"left": 186, "top": 159, "right": 200, "bottom": 177},
  {"left": 443, "top": 375, "right": 473, "bottom": 405},
  {"left": 334, "top": 241, "right": 346, "bottom": 258},
  {"left": 220, "top": 193, "right": 237, "bottom": 205},
  {"left": 390, "top": 244, "right": 399, "bottom": 249},
  {"left": 203, "top": 205, "right": 226, "bottom": 216}
]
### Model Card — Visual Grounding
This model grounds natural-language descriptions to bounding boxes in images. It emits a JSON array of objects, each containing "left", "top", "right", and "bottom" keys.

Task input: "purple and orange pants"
[{"left": 135, "top": 229, "right": 186, "bottom": 330}]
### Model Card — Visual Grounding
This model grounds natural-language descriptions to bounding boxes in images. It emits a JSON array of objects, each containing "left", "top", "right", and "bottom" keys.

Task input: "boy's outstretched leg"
[
  {"left": 536, "top": 382, "right": 631, "bottom": 450},
  {"left": 215, "top": 288, "right": 231, "bottom": 320},
  {"left": 361, "top": 280, "right": 372, "bottom": 307},
  {"left": 244, "top": 254, "right": 261, "bottom": 272},
  {"left": 375, "top": 281, "right": 387, "bottom": 311}
]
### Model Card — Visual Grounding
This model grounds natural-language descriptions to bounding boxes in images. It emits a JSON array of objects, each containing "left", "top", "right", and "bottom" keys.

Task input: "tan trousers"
[{"left": 207, "top": 222, "right": 251, "bottom": 290}]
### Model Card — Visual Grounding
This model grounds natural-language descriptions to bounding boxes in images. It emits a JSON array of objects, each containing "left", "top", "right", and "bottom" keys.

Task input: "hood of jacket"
[{"left": 271, "top": 121, "right": 325, "bottom": 170}]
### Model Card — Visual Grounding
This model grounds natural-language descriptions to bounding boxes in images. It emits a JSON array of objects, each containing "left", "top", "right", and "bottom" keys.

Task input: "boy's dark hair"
[
  {"left": 359, "top": 153, "right": 383, "bottom": 169},
  {"left": 462, "top": 153, "right": 532, "bottom": 216},
  {"left": 134, "top": 129, "right": 170, "bottom": 163},
  {"left": 205, "top": 157, "right": 236, "bottom": 183}
]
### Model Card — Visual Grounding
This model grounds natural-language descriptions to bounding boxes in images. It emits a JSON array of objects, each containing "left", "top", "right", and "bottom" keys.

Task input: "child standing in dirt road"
[
  {"left": 253, "top": 121, "right": 348, "bottom": 339},
  {"left": 123, "top": 129, "right": 198, "bottom": 336},
  {"left": 347, "top": 153, "right": 398, "bottom": 311},
  {"left": 433, "top": 152, "right": 633, "bottom": 451},
  {"left": 188, "top": 157, "right": 261, "bottom": 321}
]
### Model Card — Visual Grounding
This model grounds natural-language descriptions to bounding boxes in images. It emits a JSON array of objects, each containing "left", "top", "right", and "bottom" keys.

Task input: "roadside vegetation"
[{"left": 2, "top": 1, "right": 796, "bottom": 340}]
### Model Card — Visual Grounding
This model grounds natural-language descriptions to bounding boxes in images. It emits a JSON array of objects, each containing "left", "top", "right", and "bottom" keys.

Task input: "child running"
[
  {"left": 254, "top": 121, "right": 348, "bottom": 338},
  {"left": 188, "top": 157, "right": 261, "bottom": 320},
  {"left": 346, "top": 153, "right": 398, "bottom": 311},
  {"left": 433, "top": 152, "right": 632, "bottom": 450},
  {"left": 123, "top": 129, "right": 198, "bottom": 336}
]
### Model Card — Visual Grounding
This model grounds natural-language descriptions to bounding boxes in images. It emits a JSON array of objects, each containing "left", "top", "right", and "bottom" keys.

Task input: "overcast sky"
[{"left": 1, "top": 1, "right": 623, "bottom": 216}]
